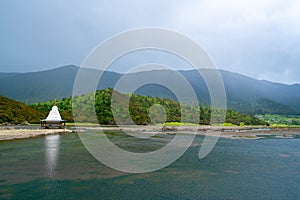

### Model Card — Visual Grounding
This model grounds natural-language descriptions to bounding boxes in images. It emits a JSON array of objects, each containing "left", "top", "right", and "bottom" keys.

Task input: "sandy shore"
[
  {"left": 77, "top": 125, "right": 300, "bottom": 139},
  {"left": 0, "top": 128, "right": 74, "bottom": 141},
  {"left": 1, "top": 125, "right": 300, "bottom": 141}
]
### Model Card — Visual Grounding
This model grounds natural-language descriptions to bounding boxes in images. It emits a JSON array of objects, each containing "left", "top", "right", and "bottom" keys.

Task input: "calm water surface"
[{"left": 0, "top": 132, "right": 299, "bottom": 199}]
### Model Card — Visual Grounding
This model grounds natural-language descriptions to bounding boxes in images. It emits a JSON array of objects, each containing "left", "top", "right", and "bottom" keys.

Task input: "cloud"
[
  {"left": 165, "top": 0, "right": 300, "bottom": 84},
  {"left": 0, "top": 0, "right": 299, "bottom": 84}
]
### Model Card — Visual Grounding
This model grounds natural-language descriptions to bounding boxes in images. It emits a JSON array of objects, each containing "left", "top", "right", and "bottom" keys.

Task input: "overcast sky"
[{"left": 1, "top": 0, "right": 300, "bottom": 84}]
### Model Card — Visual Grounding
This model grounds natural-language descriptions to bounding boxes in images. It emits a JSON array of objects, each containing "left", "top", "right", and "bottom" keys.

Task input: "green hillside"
[
  {"left": 229, "top": 98, "right": 297, "bottom": 115},
  {"left": 30, "top": 88, "right": 267, "bottom": 126},
  {"left": 0, "top": 96, "right": 45, "bottom": 124}
]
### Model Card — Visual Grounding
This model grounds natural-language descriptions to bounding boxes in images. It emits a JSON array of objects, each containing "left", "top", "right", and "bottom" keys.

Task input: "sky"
[{"left": 1, "top": 0, "right": 300, "bottom": 84}]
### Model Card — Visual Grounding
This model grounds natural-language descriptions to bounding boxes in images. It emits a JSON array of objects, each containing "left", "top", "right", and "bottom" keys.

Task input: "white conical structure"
[
  {"left": 41, "top": 100, "right": 65, "bottom": 128},
  {"left": 45, "top": 105, "right": 62, "bottom": 121}
]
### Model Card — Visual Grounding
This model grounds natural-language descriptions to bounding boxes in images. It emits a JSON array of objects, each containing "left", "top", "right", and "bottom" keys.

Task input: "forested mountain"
[
  {"left": 1, "top": 65, "right": 299, "bottom": 115},
  {"left": 0, "top": 65, "right": 79, "bottom": 104}
]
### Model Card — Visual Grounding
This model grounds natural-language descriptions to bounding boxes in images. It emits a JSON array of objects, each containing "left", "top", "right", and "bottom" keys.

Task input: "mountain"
[
  {"left": 1, "top": 65, "right": 299, "bottom": 115},
  {"left": 219, "top": 70, "right": 300, "bottom": 114},
  {"left": 0, "top": 96, "right": 45, "bottom": 124},
  {"left": 0, "top": 65, "right": 121, "bottom": 104},
  {"left": 0, "top": 72, "right": 19, "bottom": 79},
  {"left": 0, "top": 65, "right": 78, "bottom": 104}
]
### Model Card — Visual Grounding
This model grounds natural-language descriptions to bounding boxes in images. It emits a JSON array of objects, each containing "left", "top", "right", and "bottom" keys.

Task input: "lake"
[{"left": 0, "top": 131, "right": 299, "bottom": 199}]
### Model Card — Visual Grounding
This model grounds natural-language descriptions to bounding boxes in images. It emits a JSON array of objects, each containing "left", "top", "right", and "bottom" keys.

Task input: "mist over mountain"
[{"left": 0, "top": 65, "right": 299, "bottom": 115}]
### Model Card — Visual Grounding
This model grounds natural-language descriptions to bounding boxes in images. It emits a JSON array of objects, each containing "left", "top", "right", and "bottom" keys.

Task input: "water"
[{"left": 0, "top": 132, "right": 299, "bottom": 199}]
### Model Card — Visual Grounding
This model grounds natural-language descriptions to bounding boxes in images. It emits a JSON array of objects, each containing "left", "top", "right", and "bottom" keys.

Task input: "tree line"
[{"left": 31, "top": 88, "right": 267, "bottom": 126}]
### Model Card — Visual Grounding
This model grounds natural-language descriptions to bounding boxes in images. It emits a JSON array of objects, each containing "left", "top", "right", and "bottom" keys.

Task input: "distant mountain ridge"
[{"left": 0, "top": 65, "right": 299, "bottom": 115}]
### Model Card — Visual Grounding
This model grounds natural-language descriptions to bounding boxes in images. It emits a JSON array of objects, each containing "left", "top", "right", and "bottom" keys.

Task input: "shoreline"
[
  {"left": 78, "top": 125, "right": 300, "bottom": 139},
  {"left": 1, "top": 125, "right": 300, "bottom": 141},
  {"left": 0, "top": 128, "right": 74, "bottom": 141}
]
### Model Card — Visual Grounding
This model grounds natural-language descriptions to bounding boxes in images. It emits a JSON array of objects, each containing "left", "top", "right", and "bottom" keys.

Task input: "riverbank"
[
  {"left": 0, "top": 128, "right": 74, "bottom": 141},
  {"left": 1, "top": 125, "right": 300, "bottom": 141},
  {"left": 79, "top": 125, "right": 300, "bottom": 139}
]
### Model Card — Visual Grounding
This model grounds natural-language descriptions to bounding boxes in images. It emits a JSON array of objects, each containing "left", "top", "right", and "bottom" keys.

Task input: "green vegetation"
[
  {"left": 0, "top": 96, "right": 45, "bottom": 124},
  {"left": 31, "top": 88, "right": 267, "bottom": 126},
  {"left": 225, "top": 109, "right": 265, "bottom": 125},
  {"left": 29, "top": 97, "right": 73, "bottom": 122},
  {"left": 160, "top": 122, "right": 198, "bottom": 126},
  {"left": 256, "top": 114, "right": 300, "bottom": 126},
  {"left": 222, "top": 123, "right": 237, "bottom": 127}
]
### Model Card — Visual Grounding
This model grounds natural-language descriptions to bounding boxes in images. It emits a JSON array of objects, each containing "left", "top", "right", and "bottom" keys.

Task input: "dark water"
[{"left": 0, "top": 132, "right": 299, "bottom": 199}]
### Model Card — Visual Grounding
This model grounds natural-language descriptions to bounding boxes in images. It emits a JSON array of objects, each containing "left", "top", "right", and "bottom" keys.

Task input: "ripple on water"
[{"left": 0, "top": 133, "right": 299, "bottom": 199}]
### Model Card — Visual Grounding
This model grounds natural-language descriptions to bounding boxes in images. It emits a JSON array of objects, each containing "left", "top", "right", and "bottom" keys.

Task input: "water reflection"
[{"left": 45, "top": 134, "right": 60, "bottom": 179}]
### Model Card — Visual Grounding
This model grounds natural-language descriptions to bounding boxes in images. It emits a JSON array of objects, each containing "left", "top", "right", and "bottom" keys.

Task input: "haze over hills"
[{"left": 0, "top": 65, "right": 299, "bottom": 115}]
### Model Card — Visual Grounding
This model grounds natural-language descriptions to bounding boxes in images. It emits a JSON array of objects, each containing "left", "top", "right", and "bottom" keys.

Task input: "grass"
[
  {"left": 160, "top": 122, "right": 199, "bottom": 126},
  {"left": 222, "top": 123, "right": 237, "bottom": 127},
  {"left": 22, "top": 118, "right": 300, "bottom": 129},
  {"left": 256, "top": 114, "right": 300, "bottom": 126},
  {"left": 270, "top": 124, "right": 300, "bottom": 128}
]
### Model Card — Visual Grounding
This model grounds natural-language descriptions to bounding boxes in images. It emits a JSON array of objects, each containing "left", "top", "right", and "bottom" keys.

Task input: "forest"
[
  {"left": 30, "top": 88, "right": 267, "bottom": 126},
  {"left": 0, "top": 95, "right": 45, "bottom": 124}
]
